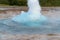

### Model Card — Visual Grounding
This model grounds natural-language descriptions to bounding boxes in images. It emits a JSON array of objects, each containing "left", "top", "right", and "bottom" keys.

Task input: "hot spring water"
[
  {"left": 12, "top": 0, "right": 47, "bottom": 26},
  {"left": 0, "top": 0, "right": 60, "bottom": 34}
]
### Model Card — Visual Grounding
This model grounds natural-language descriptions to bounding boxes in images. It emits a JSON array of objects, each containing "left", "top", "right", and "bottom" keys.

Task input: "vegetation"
[{"left": 0, "top": 0, "right": 60, "bottom": 6}]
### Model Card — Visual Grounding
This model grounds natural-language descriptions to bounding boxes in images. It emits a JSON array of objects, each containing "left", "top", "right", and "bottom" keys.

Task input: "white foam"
[{"left": 12, "top": 0, "right": 47, "bottom": 26}]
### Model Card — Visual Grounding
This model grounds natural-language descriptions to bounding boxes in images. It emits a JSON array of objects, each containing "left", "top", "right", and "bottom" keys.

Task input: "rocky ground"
[
  {"left": 0, "top": 7, "right": 60, "bottom": 40},
  {"left": 0, "top": 33, "right": 60, "bottom": 40},
  {"left": 0, "top": 7, "right": 60, "bottom": 19},
  {"left": 1, "top": 32, "right": 60, "bottom": 40}
]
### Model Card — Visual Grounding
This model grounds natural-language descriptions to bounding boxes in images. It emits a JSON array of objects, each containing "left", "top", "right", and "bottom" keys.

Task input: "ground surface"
[{"left": 0, "top": 7, "right": 60, "bottom": 40}]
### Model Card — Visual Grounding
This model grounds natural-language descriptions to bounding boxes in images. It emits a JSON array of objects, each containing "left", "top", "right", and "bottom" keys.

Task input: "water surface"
[{"left": 0, "top": 17, "right": 60, "bottom": 34}]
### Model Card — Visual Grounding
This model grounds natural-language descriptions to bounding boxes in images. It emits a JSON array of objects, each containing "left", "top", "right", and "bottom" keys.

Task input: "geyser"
[{"left": 12, "top": 0, "right": 47, "bottom": 26}]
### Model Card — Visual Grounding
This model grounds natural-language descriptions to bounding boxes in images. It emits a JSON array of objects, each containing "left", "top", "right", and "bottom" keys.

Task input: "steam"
[{"left": 12, "top": 0, "right": 46, "bottom": 26}]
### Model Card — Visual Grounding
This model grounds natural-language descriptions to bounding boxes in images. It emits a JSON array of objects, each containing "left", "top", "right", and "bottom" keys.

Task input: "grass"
[
  {"left": 0, "top": 0, "right": 60, "bottom": 7},
  {"left": 0, "top": 4, "right": 10, "bottom": 6}
]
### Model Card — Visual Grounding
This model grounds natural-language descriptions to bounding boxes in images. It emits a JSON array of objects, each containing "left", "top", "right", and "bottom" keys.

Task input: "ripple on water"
[{"left": 0, "top": 19, "right": 60, "bottom": 34}]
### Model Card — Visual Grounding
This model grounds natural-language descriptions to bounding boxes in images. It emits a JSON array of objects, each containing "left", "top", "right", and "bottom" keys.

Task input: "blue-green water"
[{"left": 0, "top": 19, "right": 60, "bottom": 34}]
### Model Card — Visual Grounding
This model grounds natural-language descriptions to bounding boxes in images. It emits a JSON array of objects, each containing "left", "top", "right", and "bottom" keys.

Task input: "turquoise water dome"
[{"left": 12, "top": 0, "right": 47, "bottom": 26}]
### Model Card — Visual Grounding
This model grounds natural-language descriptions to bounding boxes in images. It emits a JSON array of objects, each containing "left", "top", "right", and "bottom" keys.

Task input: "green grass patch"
[
  {"left": 0, "top": 4, "right": 10, "bottom": 6},
  {"left": 0, "top": 0, "right": 60, "bottom": 7}
]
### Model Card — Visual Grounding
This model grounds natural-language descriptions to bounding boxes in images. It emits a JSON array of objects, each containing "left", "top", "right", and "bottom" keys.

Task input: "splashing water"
[
  {"left": 12, "top": 0, "right": 47, "bottom": 26},
  {"left": 0, "top": 0, "right": 60, "bottom": 35}
]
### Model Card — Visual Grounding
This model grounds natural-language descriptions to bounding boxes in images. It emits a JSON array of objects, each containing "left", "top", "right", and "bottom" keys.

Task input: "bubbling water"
[
  {"left": 12, "top": 0, "right": 47, "bottom": 26},
  {"left": 27, "top": 0, "right": 41, "bottom": 20}
]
